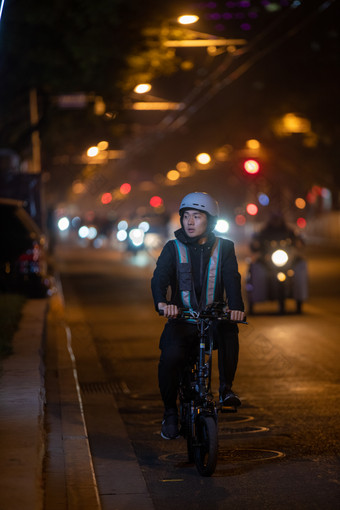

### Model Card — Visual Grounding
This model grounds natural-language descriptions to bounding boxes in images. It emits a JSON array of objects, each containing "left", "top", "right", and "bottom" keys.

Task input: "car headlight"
[
  {"left": 129, "top": 228, "right": 144, "bottom": 247},
  {"left": 271, "top": 249, "right": 289, "bottom": 267}
]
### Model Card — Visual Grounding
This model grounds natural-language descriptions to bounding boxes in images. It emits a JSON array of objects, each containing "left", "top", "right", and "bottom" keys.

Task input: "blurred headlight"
[
  {"left": 271, "top": 249, "right": 289, "bottom": 267},
  {"left": 215, "top": 219, "right": 230, "bottom": 234},
  {"left": 58, "top": 217, "right": 70, "bottom": 231},
  {"left": 117, "top": 230, "right": 127, "bottom": 242},
  {"left": 144, "top": 233, "right": 161, "bottom": 248},
  {"left": 129, "top": 228, "right": 144, "bottom": 247}
]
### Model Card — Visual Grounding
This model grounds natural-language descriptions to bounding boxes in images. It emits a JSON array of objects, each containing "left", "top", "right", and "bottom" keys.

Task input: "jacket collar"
[{"left": 174, "top": 228, "right": 216, "bottom": 247}]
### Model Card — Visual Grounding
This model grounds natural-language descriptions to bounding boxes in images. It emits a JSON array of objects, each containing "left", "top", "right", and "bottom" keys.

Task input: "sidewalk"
[
  {"left": 0, "top": 298, "right": 47, "bottom": 510},
  {"left": 0, "top": 291, "right": 154, "bottom": 510}
]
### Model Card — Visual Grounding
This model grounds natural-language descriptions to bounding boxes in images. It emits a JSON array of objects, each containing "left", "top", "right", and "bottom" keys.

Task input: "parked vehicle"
[{"left": 0, "top": 198, "right": 49, "bottom": 297}]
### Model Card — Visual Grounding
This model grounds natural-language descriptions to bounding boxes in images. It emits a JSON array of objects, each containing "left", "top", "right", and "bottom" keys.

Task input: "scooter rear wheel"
[{"left": 187, "top": 430, "right": 195, "bottom": 463}]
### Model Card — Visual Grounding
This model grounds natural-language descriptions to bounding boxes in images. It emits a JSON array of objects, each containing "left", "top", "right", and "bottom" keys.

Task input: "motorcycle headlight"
[{"left": 271, "top": 249, "right": 289, "bottom": 267}]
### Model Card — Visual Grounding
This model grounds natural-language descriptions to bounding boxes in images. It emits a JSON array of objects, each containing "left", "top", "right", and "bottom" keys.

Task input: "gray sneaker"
[
  {"left": 220, "top": 389, "right": 241, "bottom": 407},
  {"left": 161, "top": 409, "right": 180, "bottom": 439}
]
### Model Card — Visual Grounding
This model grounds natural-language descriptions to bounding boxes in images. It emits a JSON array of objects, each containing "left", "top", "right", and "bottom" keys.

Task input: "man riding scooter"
[{"left": 151, "top": 192, "right": 245, "bottom": 439}]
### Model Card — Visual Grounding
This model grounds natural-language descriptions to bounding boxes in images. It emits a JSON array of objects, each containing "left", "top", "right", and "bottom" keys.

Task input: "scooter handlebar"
[{"left": 158, "top": 308, "right": 247, "bottom": 324}]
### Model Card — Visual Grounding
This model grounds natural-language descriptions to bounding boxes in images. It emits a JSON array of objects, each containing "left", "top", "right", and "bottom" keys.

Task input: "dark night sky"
[{"left": 0, "top": 0, "right": 339, "bottom": 217}]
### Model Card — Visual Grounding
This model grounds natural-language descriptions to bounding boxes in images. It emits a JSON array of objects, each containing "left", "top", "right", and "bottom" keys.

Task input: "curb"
[
  {"left": 0, "top": 293, "right": 101, "bottom": 510},
  {"left": 0, "top": 283, "right": 155, "bottom": 510},
  {"left": 45, "top": 292, "right": 101, "bottom": 509}
]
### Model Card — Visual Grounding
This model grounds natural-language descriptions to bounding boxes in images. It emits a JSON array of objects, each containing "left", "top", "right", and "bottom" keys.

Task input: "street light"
[
  {"left": 177, "top": 15, "right": 199, "bottom": 25},
  {"left": 97, "top": 140, "right": 109, "bottom": 150},
  {"left": 134, "top": 83, "right": 152, "bottom": 94},
  {"left": 164, "top": 37, "right": 247, "bottom": 48},
  {"left": 243, "top": 159, "right": 260, "bottom": 175},
  {"left": 163, "top": 13, "right": 247, "bottom": 49},
  {"left": 87, "top": 146, "right": 99, "bottom": 157},
  {"left": 131, "top": 101, "right": 184, "bottom": 110},
  {"left": 246, "top": 139, "right": 261, "bottom": 150},
  {"left": 196, "top": 152, "right": 211, "bottom": 165},
  {"left": 166, "top": 169, "right": 180, "bottom": 181}
]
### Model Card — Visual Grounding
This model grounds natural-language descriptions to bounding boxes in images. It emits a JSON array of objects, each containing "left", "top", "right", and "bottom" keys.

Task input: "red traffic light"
[
  {"left": 243, "top": 159, "right": 260, "bottom": 175},
  {"left": 296, "top": 217, "right": 307, "bottom": 229},
  {"left": 246, "top": 203, "right": 258, "bottom": 216},
  {"left": 120, "top": 183, "right": 131, "bottom": 195},
  {"left": 150, "top": 196, "right": 163, "bottom": 208},
  {"left": 101, "top": 192, "right": 112, "bottom": 205}
]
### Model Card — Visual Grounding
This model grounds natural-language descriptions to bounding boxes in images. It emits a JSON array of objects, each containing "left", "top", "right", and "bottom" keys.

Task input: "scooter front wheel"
[{"left": 194, "top": 415, "right": 218, "bottom": 476}]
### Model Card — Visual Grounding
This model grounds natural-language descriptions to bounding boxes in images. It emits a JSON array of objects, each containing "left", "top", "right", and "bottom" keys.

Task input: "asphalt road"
[{"left": 56, "top": 242, "right": 340, "bottom": 510}]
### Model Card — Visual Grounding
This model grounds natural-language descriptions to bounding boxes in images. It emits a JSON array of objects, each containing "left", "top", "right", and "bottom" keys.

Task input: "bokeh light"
[
  {"left": 129, "top": 228, "right": 144, "bottom": 247},
  {"left": 57, "top": 217, "right": 70, "bottom": 231},
  {"left": 295, "top": 197, "right": 306, "bottom": 209},
  {"left": 167, "top": 170, "right": 180, "bottom": 181},
  {"left": 87, "top": 146, "right": 99, "bottom": 157},
  {"left": 101, "top": 192, "right": 112, "bottom": 205},
  {"left": 235, "top": 214, "right": 246, "bottom": 226},
  {"left": 246, "top": 203, "right": 258, "bottom": 215},
  {"left": 215, "top": 219, "right": 230, "bottom": 234},
  {"left": 246, "top": 139, "right": 260, "bottom": 150},
  {"left": 72, "top": 181, "right": 86, "bottom": 194},
  {"left": 71, "top": 216, "right": 81, "bottom": 228},
  {"left": 244, "top": 159, "right": 260, "bottom": 174},
  {"left": 97, "top": 140, "right": 109, "bottom": 150},
  {"left": 117, "top": 230, "right": 128, "bottom": 241},
  {"left": 117, "top": 220, "right": 128, "bottom": 230},
  {"left": 177, "top": 15, "right": 199, "bottom": 24},
  {"left": 196, "top": 153, "right": 211, "bottom": 165},
  {"left": 176, "top": 161, "right": 191, "bottom": 176},
  {"left": 78, "top": 226, "right": 89, "bottom": 238},
  {"left": 138, "top": 221, "right": 150, "bottom": 232},
  {"left": 120, "top": 183, "right": 132, "bottom": 195},
  {"left": 271, "top": 249, "right": 289, "bottom": 267},
  {"left": 87, "top": 226, "right": 97, "bottom": 240},
  {"left": 258, "top": 192, "right": 270, "bottom": 206},
  {"left": 134, "top": 83, "right": 152, "bottom": 94},
  {"left": 150, "top": 196, "right": 163, "bottom": 208},
  {"left": 297, "top": 217, "right": 307, "bottom": 229}
]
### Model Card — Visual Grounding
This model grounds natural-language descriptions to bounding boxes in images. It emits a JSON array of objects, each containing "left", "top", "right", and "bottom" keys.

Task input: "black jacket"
[{"left": 151, "top": 228, "right": 244, "bottom": 311}]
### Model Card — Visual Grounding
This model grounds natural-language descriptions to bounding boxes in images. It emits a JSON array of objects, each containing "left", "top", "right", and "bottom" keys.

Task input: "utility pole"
[
  {"left": 29, "top": 88, "right": 46, "bottom": 230},
  {"left": 29, "top": 88, "right": 41, "bottom": 174}
]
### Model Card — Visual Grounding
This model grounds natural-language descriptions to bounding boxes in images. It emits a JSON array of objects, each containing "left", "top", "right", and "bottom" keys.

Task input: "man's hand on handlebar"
[
  {"left": 229, "top": 310, "right": 245, "bottom": 322},
  {"left": 158, "top": 302, "right": 179, "bottom": 318},
  {"left": 158, "top": 304, "right": 246, "bottom": 322}
]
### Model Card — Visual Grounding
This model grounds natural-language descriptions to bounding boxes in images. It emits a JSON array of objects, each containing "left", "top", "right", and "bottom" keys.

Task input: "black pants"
[{"left": 158, "top": 320, "right": 239, "bottom": 410}]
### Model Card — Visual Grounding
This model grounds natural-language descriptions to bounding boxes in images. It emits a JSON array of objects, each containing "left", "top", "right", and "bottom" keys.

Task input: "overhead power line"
[
  {"left": 161, "top": 0, "right": 336, "bottom": 134},
  {"left": 0, "top": 0, "right": 6, "bottom": 23}
]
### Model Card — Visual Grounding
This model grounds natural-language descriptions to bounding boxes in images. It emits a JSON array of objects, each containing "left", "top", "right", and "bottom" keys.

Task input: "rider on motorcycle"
[
  {"left": 250, "top": 211, "right": 304, "bottom": 256},
  {"left": 248, "top": 211, "right": 308, "bottom": 314},
  {"left": 151, "top": 192, "right": 245, "bottom": 439}
]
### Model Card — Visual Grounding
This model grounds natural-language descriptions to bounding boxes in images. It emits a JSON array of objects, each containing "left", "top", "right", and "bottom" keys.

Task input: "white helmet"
[{"left": 179, "top": 192, "right": 219, "bottom": 217}]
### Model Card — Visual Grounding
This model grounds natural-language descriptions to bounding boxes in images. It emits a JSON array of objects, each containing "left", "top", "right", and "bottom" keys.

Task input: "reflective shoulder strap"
[
  {"left": 174, "top": 239, "right": 192, "bottom": 308},
  {"left": 174, "top": 239, "right": 188, "bottom": 263},
  {"left": 205, "top": 239, "right": 221, "bottom": 306}
]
